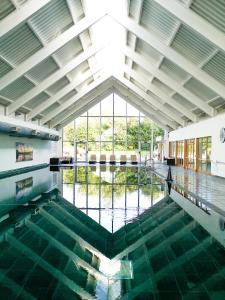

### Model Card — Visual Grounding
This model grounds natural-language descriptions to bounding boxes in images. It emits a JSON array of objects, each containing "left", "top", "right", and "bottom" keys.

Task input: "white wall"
[
  {"left": 0, "top": 167, "right": 56, "bottom": 217},
  {"left": 169, "top": 112, "right": 225, "bottom": 177},
  {"left": 0, "top": 133, "right": 58, "bottom": 172}
]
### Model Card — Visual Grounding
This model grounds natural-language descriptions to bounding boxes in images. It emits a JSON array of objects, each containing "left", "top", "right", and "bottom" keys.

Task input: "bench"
[
  {"left": 120, "top": 155, "right": 127, "bottom": 165},
  {"left": 89, "top": 154, "right": 96, "bottom": 164},
  {"left": 110, "top": 154, "right": 116, "bottom": 165},
  {"left": 131, "top": 154, "right": 138, "bottom": 165},
  {"left": 100, "top": 154, "right": 106, "bottom": 164}
]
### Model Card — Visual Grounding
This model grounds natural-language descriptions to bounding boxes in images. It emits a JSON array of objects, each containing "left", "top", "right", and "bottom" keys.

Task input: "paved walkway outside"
[{"left": 152, "top": 163, "right": 225, "bottom": 214}]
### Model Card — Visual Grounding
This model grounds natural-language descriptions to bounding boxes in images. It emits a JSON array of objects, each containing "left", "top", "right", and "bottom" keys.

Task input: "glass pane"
[
  {"left": 127, "top": 103, "right": 139, "bottom": 116},
  {"left": 114, "top": 141, "right": 127, "bottom": 161},
  {"left": 87, "top": 187, "right": 100, "bottom": 208},
  {"left": 88, "top": 102, "right": 100, "bottom": 116},
  {"left": 140, "top": 117, "right": 152, "bottom": 142},
  {"left": 75, "top": 184, "right": 87, "bottom": 207},
  {"left": 101, "top": 117, "right": 113, "bottom": 141},
  {"left": 114, "top": 168, "right": 126, "bottom": 184},
  {"left": 62, "top": 184, "right": 73, "bottom": 204},
  {"left": 100, "top": 210, "right": 112, "bottom": 232},
  {"left": 113, "top": 186, "right": 125, "bottom": 208},
  {"left": 127, "top": 117, "right": 139, "bottom": 150},
  {"left": 76, "top": 143, "right": 87, "bottom": 162},
  {"left": 63, "top": 122, "right": 74, "bottom": 142},
  {"left": 87, "top": 166, "right": 100, "bottom": 184},
  {"left": 101, "top": 94, "right": 113, "bottom": 116},
  {"left": 75, "top": 117, "right": 87, "bottom": 141},
  {"left": 114, "top": 94, "right": 126, "bottom": 116},
  {"left": 63, "top": 169, "right": 74, "bottom": 184},
  {"left": 114, "top": 117, "right": 126, "bottom": 142},
  {"left": 88, "top": 117, "right": 100, "bottom": 141},
  {"left": 75, "top": 166, "right": 87, "bottom": 183},
  {"left": 101, "top": 185, "right": 113, "bottom": 208},
  {"left": 126, "top": 168, "right": 139, "bottom": 185},
  {"left": 88, "top": 142, "right": 100, "bottom": 161},
  {"left": 63, "top": 142, "right": 74, "bottom": 157},
  {"left": 87, "top": 210, "right": 100, "bottom": 223}
]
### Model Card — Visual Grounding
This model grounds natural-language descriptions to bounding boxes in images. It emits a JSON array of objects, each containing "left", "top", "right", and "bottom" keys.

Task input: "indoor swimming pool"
[{"left": 0, "top": 165, "right": 225, "bottom": 299}]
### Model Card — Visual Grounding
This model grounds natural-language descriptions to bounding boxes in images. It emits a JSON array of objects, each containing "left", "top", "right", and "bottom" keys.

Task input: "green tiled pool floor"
[{"left": 0, "top": 189, "right": 225, "bottom": 299}]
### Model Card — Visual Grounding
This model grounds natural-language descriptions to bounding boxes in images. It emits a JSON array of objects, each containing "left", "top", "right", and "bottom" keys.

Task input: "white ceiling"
[{"left": 0, "top": 0, "right": 225, "bottom": 131}]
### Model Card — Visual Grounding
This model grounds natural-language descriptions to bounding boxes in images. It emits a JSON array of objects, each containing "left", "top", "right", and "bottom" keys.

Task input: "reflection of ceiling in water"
[{"left": 1, "top": 188, "right": 225, "bottom": 300}]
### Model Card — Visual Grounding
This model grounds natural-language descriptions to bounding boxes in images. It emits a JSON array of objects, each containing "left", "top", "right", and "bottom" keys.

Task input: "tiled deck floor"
[{"left": 152, "top": 163, "right": 225, "bottom": 214}]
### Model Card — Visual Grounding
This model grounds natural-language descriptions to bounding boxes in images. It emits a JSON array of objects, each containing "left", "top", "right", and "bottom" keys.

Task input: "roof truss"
[{"left": 0, "top": 0, "right": 225, "bottom": 132}]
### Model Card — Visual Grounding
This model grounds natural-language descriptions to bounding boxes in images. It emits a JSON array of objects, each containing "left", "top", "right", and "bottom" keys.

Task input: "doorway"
[{"left": 75, "top": 141, "right": 87, "bottom": 163}]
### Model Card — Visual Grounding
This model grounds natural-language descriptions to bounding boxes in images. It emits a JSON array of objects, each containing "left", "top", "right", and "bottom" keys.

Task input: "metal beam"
[
  {"left": 122, "top": 45, "right": 214, "bottom": 117},
  {"left": 7, "top": 44, "right": 105, "bottom": 115},
  {"left": 0, "top": 0, "right": 52, "bottom": 38},
  {"left": 123, "top": 65, "right": 197, "bottom": 122},
  {"left": 27, "top": 65, "right": 102, "bottom": 120},
  {"left": 0, "top": 12, "right": 106, "bottom": 91},
  {"left": 41, "top": 73, "right": 111, "bottom": 125},
  {"left": 153, "top": 0, "right": 225, "bottom": 53},
  {"left": 114, "top": 73, "right": 183, "bottom": 126},
  {"left": 110, "top": 14, "right": 225, "bottom": 100}
]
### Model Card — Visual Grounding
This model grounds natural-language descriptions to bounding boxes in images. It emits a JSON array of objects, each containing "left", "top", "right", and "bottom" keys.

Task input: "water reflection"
[
  {"left": 62, "top": 166, "right": 165, "bottom": 233},
  {"left": 0, "top": 187, "right": 225, "bottom": 299},
  {"left": 0, "top": 167, "right": 225, "bottom": 299}
]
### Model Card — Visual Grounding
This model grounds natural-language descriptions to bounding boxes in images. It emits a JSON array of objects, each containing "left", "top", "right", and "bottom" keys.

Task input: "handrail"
[{"left": 215, "top": 160, "right": 225, "bottom": 165}]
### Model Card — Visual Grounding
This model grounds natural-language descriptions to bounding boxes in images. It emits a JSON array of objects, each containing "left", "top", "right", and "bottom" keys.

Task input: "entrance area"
[{"left": 169, "top": 136, "right": 212, "bottom": 174}]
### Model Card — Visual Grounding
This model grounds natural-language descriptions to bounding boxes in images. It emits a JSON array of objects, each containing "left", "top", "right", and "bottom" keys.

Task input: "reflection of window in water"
[{"left": 62, "top": 166, "right": 165, "bottom": 232}]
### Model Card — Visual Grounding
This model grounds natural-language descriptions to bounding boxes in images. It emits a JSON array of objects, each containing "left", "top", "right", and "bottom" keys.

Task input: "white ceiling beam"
[
  {"left": 113, "top": 76, "right": 179, "bottom": 129},
  {"left": 56, "top": 86, "right": 113, "bottom": 129},
  {"left": 49, "top": 82, "right": 112, "bottom": 127},
  {"left": 110, "top": 14, "right": 225, "bottom": 100},
  {"left": 114, "top": 86, "right": 170, "bottom": 131},
  {"left": 0, "top": 0, "right": 52, "bottom": 38},
  {"left": 41, "top": 73, "right": 111, "bottom": 126},
  {"left": 7, "top": 44, "right": 105, "bottom": 115},
  {"left": 122, "top": 45, "right": 214, "bottom": 117},
  {"left": 153, "top": 0, "right": 225, "bottom": 53},
  {"left": 66, "top": 0, "right": 99, "bottom": 81},
  {"left": 114, "top": 73, "right": 184, "bottom": 127},
  {"left": 123, "top": 64, "right": 197, "bottom": 122},
  {"left": 0, "top": 12, "right": 106, "bottom": 91},
  {"left": 126, "top": 0, "right": 144, "bottom": 80},
  {"left": 27, "top": 65, "right": 102, "bottom": 121}
]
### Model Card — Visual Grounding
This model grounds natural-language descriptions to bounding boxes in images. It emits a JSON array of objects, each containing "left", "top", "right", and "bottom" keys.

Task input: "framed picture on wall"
[
  {"left": 16, "top": 177, "right": 33, "bottom": 202},
  {"left": 16, "top": 142, "right": 33, "bottom": 162}
]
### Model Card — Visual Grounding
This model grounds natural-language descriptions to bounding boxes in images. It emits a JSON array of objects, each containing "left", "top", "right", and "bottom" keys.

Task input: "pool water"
[
  {"left": 62, "top": 166, "right": 166, "bottom": 233},
  {"left": 0, "top": 166, "right": 225, "bottom": 299}
]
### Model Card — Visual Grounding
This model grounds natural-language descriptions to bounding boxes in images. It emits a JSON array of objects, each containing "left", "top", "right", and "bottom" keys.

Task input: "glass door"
[
  {"left": 197, "top": 136, "right": 212, "bottom": 174},
  {"left": 185, "top": 139, "right": 196, "bottom": 170},
  {"left": 169, "top": 142, "right": 176, "bottom": 158},
  {"left": 75, "top": 141, "right": 87, "bottom": 163},
  {"left": 176, "top": 141, "right": 184, "bottom": 166},
  {"left": 140, "top": 142, "right": 151, "bottom": 163}
]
